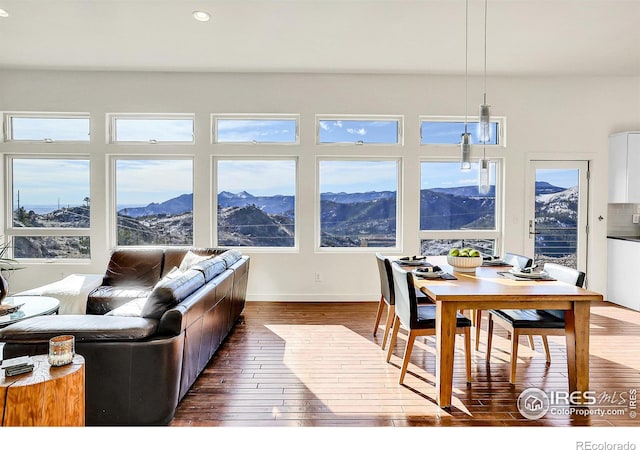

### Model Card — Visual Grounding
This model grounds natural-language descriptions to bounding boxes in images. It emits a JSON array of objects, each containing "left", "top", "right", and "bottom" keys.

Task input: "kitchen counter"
[{"left": 607, "top": 235, "right": 640, "bottom": 243}]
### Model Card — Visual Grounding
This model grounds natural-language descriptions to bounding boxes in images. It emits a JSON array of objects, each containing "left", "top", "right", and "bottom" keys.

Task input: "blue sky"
[
  {"left": 217, "top": 119, "right": 296, "bottom": 143},
  {"left": 217, "top": 160, "right": 296, "bottom": 196},
  {"left": 12, "top": 159, "right": 90, "bottom": 208},
  {"left": 116, "top": 160, "right": 193, "bottom": 205}
]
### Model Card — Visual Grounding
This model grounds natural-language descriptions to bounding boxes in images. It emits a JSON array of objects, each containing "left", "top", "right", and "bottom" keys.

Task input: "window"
[
  {"left": 5, "top": 113, "right": 90, "bottom": 142},
  {"left": 114, "top": 159, "right": 193, "bottom": 246},
  {"left": 317, "top": 116, "right": 402, "bottom": 145},
  {"left": 215, "top": 159, "right": 296, "bottom": 247},
  {"left": 419, "top": 160, "right": 501, "bottom": 256},
  {"left": 213, "top": 115, "right": 298, "bottom": 144},
  {"left": 109, "top": 114, "right": 194, "bottom": 143},
  {"left": 318, "top": 159, "right": 399, "bottom": 248},
  {"left": 8, "top": 157, "right": 91, "bottom": 259},
  {"left": 420, "top": 117, "right": 503, "bottom": 145}
]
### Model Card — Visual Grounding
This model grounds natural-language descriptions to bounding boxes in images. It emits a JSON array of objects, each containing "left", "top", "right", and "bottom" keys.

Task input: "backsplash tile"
[{"left": 607, "top": 203, "right": 640, "bottom": 235}]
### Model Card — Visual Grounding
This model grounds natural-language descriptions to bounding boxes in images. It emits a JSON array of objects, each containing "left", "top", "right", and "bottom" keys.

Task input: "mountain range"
[{"left": 14, "top": 181, "right": 577, "bottom": 252}]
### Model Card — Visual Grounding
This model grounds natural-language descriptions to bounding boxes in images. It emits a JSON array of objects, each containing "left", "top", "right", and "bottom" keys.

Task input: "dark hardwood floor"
[{"left": 170, "top": 301, "right": 640, "bottom": 427}]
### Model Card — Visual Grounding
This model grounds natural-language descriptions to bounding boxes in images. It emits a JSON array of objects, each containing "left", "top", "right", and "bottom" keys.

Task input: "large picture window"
[
  {"left": 114, "top": 158, "right": 193, "bottom": 246},
  {"left": 420, "top": 160, "right": 500, "bottom": 256},
  {"left": 318, "top": 159, "right": 399, "bottom": 248},
  {"left": 215, "top": 159, "right": 296, "bottom": 247},
  {"left": 8, "top": 157, "right": 91, "bottom": 259}
]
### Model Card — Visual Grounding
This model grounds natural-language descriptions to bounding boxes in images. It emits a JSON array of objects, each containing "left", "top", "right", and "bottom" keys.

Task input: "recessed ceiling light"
[
  {"left": 192, "top": 11, "right": 210, "bottom": 22},
  {"left": 0, "top": 8, "right": 9, "bottom": 18}
]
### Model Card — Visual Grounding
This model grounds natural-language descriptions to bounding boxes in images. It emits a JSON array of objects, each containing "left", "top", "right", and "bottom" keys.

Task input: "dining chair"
[
  {"left": 386, "top": 261, "right": 472, "bottom": 385},
  {"left": 473, "top": 252, "right": 534, "bottom": 351},
  {"left": 485, "top": 262, "right": 586, "bottom": 384},
  {"left": 373, "top": 253, "right": 432, "bottom": 350}
]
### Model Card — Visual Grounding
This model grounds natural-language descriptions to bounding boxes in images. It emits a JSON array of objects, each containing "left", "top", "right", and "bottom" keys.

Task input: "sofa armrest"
[{"left": 0, "top": 315, "right": 158, "bottom": 343}]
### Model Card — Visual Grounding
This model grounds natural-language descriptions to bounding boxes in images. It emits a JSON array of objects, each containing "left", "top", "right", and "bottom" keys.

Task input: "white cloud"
[{"left": 347, "top": 128, "right": 367, "bottom": 136}]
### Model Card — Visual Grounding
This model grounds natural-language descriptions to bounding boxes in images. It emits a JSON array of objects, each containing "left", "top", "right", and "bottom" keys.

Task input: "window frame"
[
  {"left": 4, "top": 154, "right": 92, "bottom": 262},
  {"left": 3, "top": 112, "right": 91, "bottom": 143},
  {"left": 107, "top": 113, "right": 195, "bottom": 145},
  {"left": 419, "top": 115, "right": 507, "bottom": 147},
  {"left": 418, "top": 157, "right": 504, "bottom": 256},
  {"left": 315, "top": 156, "right": 403, "bottom": 252},
  {"left": 109, "top": 155, "right": 195, "bottom": 248},
  {"left": 211, "top": 114, "right": 300, "bottom": 145},
  {"left": 316, "top": 114, "right": 404, "bottom": 146},
  {"left": 212, "top": 155, "right": 299, "bottom": 252}
]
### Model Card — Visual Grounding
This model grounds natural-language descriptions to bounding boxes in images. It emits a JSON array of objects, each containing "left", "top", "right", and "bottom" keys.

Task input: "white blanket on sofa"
[{"left": 14, "top": 273, "right": 103, "bottom": 315}]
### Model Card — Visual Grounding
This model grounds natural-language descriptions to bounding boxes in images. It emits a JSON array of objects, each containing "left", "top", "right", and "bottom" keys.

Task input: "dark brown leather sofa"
[{"left": 0, "top": 247, "right": 250, "bottom": 426}]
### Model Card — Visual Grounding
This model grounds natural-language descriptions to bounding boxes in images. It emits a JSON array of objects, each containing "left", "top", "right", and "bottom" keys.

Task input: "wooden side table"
[{"left": 0, "top": 354, "right": 85, "bottom": 426}]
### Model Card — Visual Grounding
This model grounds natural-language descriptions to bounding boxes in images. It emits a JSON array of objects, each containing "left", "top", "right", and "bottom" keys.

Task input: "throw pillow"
[
  {"left": 105, "top": 296, "right": 148, "bottom": 317},
  {"left": 178, "top": 250, "right": 213, "bottom": 271}
]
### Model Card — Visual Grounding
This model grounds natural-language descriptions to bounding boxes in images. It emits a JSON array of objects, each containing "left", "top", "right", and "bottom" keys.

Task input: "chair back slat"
[
  {"left": 391, "top": 262, "right": 418, "bottom": 328},
  {"left": 504, "top": 252, "right": 533, "bottom": 270},
  {"left": 376, "top": 252, "right": 394, "bottom": 305},
  {"left": 540, "top": 262, "right": 586, "bottom": 320}
]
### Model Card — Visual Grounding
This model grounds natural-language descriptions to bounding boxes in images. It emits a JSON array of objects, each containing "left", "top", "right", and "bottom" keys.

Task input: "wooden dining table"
[{"left": 409, "top": 256, "right": 604, "bottom": 408}]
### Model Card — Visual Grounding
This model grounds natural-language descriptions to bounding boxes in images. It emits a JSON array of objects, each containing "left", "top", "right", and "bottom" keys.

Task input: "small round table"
[
  {"left": 0, "top": 354, "right": 85, "bottom": 426},
  {"left": 0, "top": 296, "right": 60, "bottom": 328}
]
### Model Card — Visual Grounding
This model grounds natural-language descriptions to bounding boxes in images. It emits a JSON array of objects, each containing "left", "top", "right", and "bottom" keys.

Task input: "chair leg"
[
  {"left": 373, "top": 295, "right": 385, "bottom": 336},
  {"left": 386, "top": 316, "right": 401, "bottom": 363},
  {"left": 486, "top": 314, "right": 494, "bottom": 362},
  {"left": 541, "top": 335, "right": 551, "bottom": 363},
  {"left": 464, "top": 327, "right": 472, "bottom": 383},
  {"left": 510, "top": 331, "right": 520, "bottom": 384},
  {"left": 528, "top": 335, "right": 535, "bottom": 350},
  {"left": 474, "top": 309, "right": 483, "bottom": 351},
  {"left": 399, "top": 330, "right": 417, "bottom": 384},
  {"left": 381, "top": 305, "right": 395, "bottom": 350}
]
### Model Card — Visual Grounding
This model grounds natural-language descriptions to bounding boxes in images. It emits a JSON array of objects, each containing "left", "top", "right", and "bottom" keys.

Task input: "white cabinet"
[
  {"left": 609, "top": 132, "right": 640, "bottom": 203},
  {"left": 607, "top": 238, "right": 640, "bottom": 311}
]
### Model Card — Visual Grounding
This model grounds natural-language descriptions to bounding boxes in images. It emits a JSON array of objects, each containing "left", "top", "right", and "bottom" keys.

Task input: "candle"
[{"left": 48, "top": 335, "right": 75, "bottom": 366}]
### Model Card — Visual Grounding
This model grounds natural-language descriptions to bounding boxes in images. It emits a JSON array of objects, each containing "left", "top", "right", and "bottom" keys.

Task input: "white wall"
[{"left": 1, "top": 70, "right": 639, "bottom": 300}]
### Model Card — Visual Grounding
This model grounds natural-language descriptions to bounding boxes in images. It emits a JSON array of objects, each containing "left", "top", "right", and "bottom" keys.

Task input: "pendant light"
[
  {"left": 460, "top": 0, "right": 471, "bottom": 171},
  {"left": 478, "top": 0, "right": 491, "bottom": 194}
]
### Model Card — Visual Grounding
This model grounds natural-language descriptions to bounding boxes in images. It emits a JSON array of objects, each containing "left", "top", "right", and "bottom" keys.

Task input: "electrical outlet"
[
  {"left": 633, "top": 214, "right": 640, "bottom": 224},
  {"left": 314, "top": 272, "right": 322, "bottom": 282}
]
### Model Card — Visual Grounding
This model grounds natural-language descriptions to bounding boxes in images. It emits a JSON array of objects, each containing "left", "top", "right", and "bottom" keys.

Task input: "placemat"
[{"left": 498, "top": 271, "right": 556, "bottom": 281}]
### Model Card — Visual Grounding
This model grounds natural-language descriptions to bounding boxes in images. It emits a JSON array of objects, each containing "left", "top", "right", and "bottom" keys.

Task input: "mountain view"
[{"left": 11, "top": 181, "right": 578, "bottom": 263}]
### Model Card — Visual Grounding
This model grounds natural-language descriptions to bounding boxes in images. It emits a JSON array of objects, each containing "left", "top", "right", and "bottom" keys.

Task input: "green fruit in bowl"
[
  {"left": 459, "top": 250, "right": 469, "bottom": 257},
  {"left": 448, "top": 248, "right": 460, "bottom": 256},
  {"left": 469, "top": 249, "right": 481, "bottom": 257}
]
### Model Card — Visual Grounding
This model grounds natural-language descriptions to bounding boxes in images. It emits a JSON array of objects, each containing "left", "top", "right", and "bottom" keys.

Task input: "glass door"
[{"left": 525, "top": 161, "right": 589, "bottom": 271}]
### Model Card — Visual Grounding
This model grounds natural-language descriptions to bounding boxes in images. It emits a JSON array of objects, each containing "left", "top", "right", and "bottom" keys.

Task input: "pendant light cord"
[
  {"left": 464, "top": 0, "right": 469, "bottom": 135},
  {"left": 482, "top": 0, "right": 487, "bottom": 160}
]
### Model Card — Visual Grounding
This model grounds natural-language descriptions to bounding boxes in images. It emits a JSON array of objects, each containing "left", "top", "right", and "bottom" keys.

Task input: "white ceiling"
[{"left": 1, "top": 0, "right": 639, "bottom": 76}]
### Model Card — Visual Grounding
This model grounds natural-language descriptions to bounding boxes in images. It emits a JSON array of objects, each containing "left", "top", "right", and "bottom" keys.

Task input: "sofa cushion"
[
  {"left": 191, "top": 256, "right": 226, "bottom": 283},
  {"left": 219, "top": 249, "right": 242, "bottom": 269},
  {"left": 103, "top": 248, "right": 164, "bottom": 287},
  {"left": 178, "top": 250, "right": 213, "bottom": 271},
  {"left": 87, "top": 286, "right": 153, "bottom": 315},
  {"left": 0, "top": 315, "right": 158, "bottom": 342},
  {"left": 141, "top": 268, "right": 205, "bottom": 319}
]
